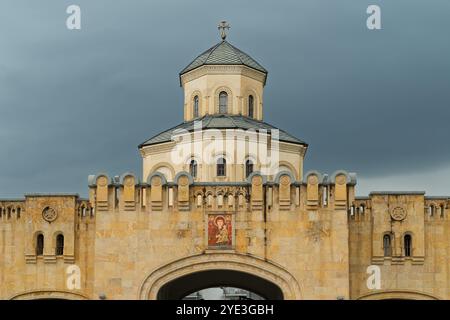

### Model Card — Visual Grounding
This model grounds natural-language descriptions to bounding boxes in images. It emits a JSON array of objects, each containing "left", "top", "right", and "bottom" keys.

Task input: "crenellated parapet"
[
  {"left": 349, "top": 192, "right": 450, "bottom": 267},
  {"left": 300, "top": 170, "right": 357, "bottom": 211},
  {"left": 0, "top": 194, "right": 93, "bottom": 267},
  {"left": 424, "top": 196, "right": 448, "bottom": 221},
  {"left": 0, "top": 199, "right": 25, "bottom": 221},
  {"left": 350, "top": 195, "right": 449, "bottom": 223},
  {"left": 348, "top": 192, "right": 450, "bottom": 300},
  {"left": 87, "top": 169, "right": 357, "bottom": 214}
]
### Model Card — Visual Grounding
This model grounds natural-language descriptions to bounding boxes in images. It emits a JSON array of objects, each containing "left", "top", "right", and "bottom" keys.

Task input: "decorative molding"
[
  {"left": 140, "top": 141, "right": 177, "bottom": 155},
  {"left": 180, "top": 65, "right": 266, "bottom": 87},
  {"left": 138, "top": 253, "right": 302, "bottom": 300}
]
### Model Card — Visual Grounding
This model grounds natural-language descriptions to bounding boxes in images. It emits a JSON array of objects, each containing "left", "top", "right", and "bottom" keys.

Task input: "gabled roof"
[
  {"left": 179, "top": 40, "right": 268, "bottom": 76},
  {"left": 138, "top": 114, "right": 307, "bottom": 148}
]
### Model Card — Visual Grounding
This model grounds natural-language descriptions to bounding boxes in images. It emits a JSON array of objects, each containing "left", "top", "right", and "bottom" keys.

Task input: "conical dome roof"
[{"left": 180, "top": 40, "right": 268, "bottom": 77}]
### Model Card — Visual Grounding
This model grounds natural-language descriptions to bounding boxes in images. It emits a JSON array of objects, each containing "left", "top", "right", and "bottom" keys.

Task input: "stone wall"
[
  {"left": 0, "top": 194, "right": 93, "bottom": 299},
  {"left": 349, "top": 193, "right": 449, "bottom": 300},
  {"left": 1, "top": 172, "right": 448, "bottom": 300}
]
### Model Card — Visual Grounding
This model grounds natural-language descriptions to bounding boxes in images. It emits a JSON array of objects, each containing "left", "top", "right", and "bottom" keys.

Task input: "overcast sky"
[{"left": 0, "top": 0, "right": 449, "bottom": 198}]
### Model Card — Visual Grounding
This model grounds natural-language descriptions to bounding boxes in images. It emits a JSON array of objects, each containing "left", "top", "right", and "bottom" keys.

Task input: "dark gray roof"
[
  {"left": 369, "top": 191, "right": 426, "bottom": 195},
  {"left": 25, "top": 193, "right": 80, "bottom": 197},
  {"left": 179, "top": 40, "right": 268, "bottom": 76},
  {"left": 139, "top": 115, "right": 307, "bottom": 148}
]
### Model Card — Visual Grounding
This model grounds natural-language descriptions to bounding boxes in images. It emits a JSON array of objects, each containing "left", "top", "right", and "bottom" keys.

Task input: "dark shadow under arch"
[{"left": 157, "top": 269, "right": 284, "bottom": 300}]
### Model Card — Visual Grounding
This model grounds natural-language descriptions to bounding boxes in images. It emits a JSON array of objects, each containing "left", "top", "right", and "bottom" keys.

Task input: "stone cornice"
[
  {"left": 180, "top": 65, "right": 266, "bottom": 87},
  {"left": 279, "top": 141, "right": 307, "bottom": 155},
  {"left": 140, "top": 141, "right": 177, "bottom": 157}
]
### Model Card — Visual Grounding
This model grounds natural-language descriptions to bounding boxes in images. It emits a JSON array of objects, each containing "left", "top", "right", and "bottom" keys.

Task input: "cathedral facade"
[{"left": 0, "top": 28, "right": 448, "bottom": 300}]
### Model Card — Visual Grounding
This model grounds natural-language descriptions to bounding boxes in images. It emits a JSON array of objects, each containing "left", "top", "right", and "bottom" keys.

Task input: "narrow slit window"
[
  {"left": 245, "top": 159, "right": 254, "bottom": 178},
  {"left": 248, "top": 95, "right": 254, "bottom": 118},
  {"left": 193, "top": 95, "right": 199, "bottom": 118},
  {"left": 383, "top": 234, "right": 391, "bottom": 257},
  {"left": 404, "top": 234, "right": 412, "bottom": 257},
  {"left": 36, "top": 234, "right": 44, "bottom": 256},
  {"left": 56, "top": 234, "right": 64, "bottom": 256},
  {"left": 189, "top": 159, "right": 198, "bottom": 178},
  {"left": 323, "top": 186, "right": 328, "bottom": 206}
]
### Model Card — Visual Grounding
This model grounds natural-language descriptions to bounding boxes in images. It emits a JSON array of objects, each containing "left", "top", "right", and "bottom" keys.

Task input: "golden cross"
[{"left": 218, "top": 21, "right": 230, "bottom": 40}]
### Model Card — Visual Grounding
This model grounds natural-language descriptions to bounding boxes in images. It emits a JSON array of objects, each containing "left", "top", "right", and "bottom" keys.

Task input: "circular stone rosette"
[
  {"left": 42, "top": 206, "right": 58, "bottom": 222},
  {"left": 390, "top": 206, "right": 407, "bottom": 221}
]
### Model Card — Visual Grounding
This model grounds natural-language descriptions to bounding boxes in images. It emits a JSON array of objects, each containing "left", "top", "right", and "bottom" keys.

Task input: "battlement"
[
  {"left": 0, "top": 199, "right": 25, "bottom": 221},
  {"left": 87, "top": 170, "right": 357, "bottom": 213},
  {"left": 350, "top": 193, "right": 449, "bottom": 223},
  {"left": 348, "top": 192, "right": 449, "bottom": 268},
  {"left": 0, "top": 195, "right": 92, "bottom": 223}
]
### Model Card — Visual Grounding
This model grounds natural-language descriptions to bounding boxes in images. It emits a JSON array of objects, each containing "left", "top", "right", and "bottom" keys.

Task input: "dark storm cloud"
[{"left": 0, "top": 0, "right": 449, "bottom": 197}]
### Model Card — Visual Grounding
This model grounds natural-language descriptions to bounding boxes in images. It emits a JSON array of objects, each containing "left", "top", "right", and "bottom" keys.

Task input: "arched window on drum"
[
  {"left": 219, "top": 91, "right": 228, "bottom": 114},
  {"left": 248, "top": 95, "right": 254, "bottom": 118}
]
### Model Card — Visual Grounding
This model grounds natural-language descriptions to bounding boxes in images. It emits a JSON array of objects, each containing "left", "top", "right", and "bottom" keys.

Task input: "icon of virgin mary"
[{"left": 214, "top": 216, "right": 229, "bottom": 245}]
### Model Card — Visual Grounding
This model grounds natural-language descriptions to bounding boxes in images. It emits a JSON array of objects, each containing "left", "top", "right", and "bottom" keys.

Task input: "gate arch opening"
[
  {"left": 157, "top": 269, "right": 283, "bottom": 300},
  {"left": 138, "top": 253, "right": 302, "bottom": 300}
]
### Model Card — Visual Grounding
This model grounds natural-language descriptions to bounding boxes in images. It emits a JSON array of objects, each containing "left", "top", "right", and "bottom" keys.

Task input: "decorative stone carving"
[
  {"left": 308, "top": 175, "right": 318, "bottom": 184},
  {"left": 334, "top": 174, "right": 347, "bottom": 209},
  {"left": 96, "top": 175, "right": 109, "bottom": 207},
  {"left": 42, "top": 207, "right": 57, "bottom": 223},
  {"left": 390, "top": 206, "right": 407, "bottom": 221},
  {"left": 279, "top": 175, "right": 291, "bottom": 209},
  {"left": 280, "top": 175, "right": 290, "bottom": 185},
  {"left": 178, "top": 176, "right": 189, "bottom": 202},
  {"left": 306, "top": 221, "right": 330, "bottom": 243},
  {"left": 177, "top": 175, "right": 190, "bottom": 211},
  {"left": 124, "top": 176, "right": 134, "bottom": 186},
  {"left": 306, "top": 174, "right": 319, "bottom": 207},
  {"left": 152, "top": 176, "right": 161, "bottom": 187},
  {"left": 123, "top": 175, "right": 135, "bottom": 203},
  {"left": 97, "top": 176, "right": 108, "bottom": 186},
  {"left": 150, "top": 176, "right": 163, "bottom": 210},
  {"left": 251, "top": 175, "right": 263, "bottom": 211},
  {"left": 253, "top": 175, "right": 263, "bottom": 186},
  {"left": 179, "top": 175, "right": 188, "bottom": 186}
]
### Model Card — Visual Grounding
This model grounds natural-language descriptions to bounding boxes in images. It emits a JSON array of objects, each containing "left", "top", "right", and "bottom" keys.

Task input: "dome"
[{"left": 179, "top": 40, "right": 268, "bottom": 82}]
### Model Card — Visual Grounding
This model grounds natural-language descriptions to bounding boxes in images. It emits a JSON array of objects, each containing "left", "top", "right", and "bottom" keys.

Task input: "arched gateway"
[
  {"left": 0, "top": 24, "right": 448, "bottom": 301},
  {"left": 138, "top": 253, "right": 302, "bottom": 300}
]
